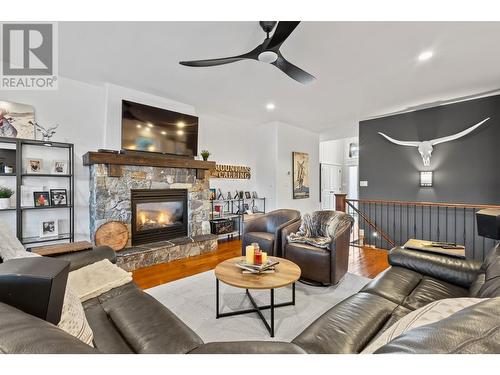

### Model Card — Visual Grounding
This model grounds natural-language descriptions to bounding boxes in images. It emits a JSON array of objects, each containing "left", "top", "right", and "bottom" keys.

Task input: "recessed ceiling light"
[
  {"left": 177, "top": 121, "right": 185, "bottom": 128},
  {"left": 161, "top": 131, "right": 167, "bottom": 135},
  {"left": 266, "top": 103, "right": 275, "bottom": 111},
  {"left": 145, "top": 128, "right": 151, "bottom": 132},
  {"left": 177, "top": 130, "right": 184, "bottom": 135},
  {"left": 147, "top": 123, "right": 154, "bottom": 128},
  {"left": 136, "top": 124, "right": 142, "bottom": 129},
  {"left": 418, "top": 50, "right": 434, "bottom": 62}
]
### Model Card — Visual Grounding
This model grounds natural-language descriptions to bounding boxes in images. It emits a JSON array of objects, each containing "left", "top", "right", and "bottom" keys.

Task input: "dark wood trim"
[
  {"left": 335, "top": 194, "right": 347, "bottom": 212},
  {"left": 82, "top": 151, "right": 216, "bottom": 171}
]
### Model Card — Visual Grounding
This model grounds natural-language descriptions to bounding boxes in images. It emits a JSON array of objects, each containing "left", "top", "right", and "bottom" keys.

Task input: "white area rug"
[{"left": 146, "top": 271, "right": 371, "bottom": 342}]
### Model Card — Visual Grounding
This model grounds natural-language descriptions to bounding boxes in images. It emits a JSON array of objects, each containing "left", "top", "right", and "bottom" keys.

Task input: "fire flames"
[{"left": 137, "top": 210, "right": 173, "bottom": 231}]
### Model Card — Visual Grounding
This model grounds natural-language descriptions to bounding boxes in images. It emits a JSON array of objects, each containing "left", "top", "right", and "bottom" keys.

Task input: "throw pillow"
[
  {"left": 0, "top": 220, "right": 38, "bottom": 261},
  {"left": 58, "top": 286, "right": 94, "bottom": 346},
  {"left": 362, "top": 297, "right": 487, "bottom": 353}
]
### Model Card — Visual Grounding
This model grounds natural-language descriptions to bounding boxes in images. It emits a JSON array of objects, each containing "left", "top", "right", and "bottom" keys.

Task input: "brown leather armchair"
[
  {"left": 282, "top": 211, "right": 353, "bottom": 285},
  {"left": 242, "top": 209, "right": 301, "bottom": 257}
]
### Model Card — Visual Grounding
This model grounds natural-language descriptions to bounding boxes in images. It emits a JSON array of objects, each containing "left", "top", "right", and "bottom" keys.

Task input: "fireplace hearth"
[{"left": 131, "top": 189, "right": 188, "bottom": 246}]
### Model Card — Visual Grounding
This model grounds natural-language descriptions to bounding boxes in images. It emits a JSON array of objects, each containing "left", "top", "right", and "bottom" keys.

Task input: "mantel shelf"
[{"left": 82, "top": 151, "right": 215, "bottom": 178}]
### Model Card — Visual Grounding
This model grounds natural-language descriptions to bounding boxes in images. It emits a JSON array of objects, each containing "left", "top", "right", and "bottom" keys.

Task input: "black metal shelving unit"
[
  {"left": 209, "top": 197, "right": 266, "bottom": 240},
  {"left": 0, "top": 136, "right": 75, "bottom": 247}
]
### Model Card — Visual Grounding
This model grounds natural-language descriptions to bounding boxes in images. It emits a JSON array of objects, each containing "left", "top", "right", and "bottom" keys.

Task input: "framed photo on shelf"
[
  {"left": 209, "top": 188, "right": 216, "bottom": 200},
  {"left": 50, "top": 189, "right": 67, "bottom": 206},
  {"left": 52, "top": 160, "right": 68, "bottom": 174},
  {"left": 244, "top": 191, "right": 251, "bottom": 199},
  {"left": 252, "top": 191, "right": 258, "bottom": 198},
  {"left": 27, "top": 158, "right": 42, "bottom": 174},
  {"left": 33, "top": 191, "right": 50, "bottom": 207},
  {"left": 40, "top": 219, "right": 58, "bottom": 238}
]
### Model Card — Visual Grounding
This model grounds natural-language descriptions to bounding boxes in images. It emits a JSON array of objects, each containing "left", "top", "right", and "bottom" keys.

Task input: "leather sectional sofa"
[{"left": 0, "top": 244, "right": 499, "bottom": 354}]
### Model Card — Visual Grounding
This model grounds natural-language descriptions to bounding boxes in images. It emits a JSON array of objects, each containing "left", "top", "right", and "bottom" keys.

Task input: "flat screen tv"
[{"left": 121, "top": 100, "right": 198, "bottom": 157}]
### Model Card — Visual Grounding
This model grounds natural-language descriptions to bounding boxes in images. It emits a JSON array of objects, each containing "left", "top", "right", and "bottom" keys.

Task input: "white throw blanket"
[{"left": 68, "top": 259, "right": 133, "bottom": 302}]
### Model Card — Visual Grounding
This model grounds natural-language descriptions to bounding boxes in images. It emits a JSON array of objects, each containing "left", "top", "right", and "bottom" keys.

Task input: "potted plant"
[
  {"left": 0, "top": 186, "right": 14, "bottom": 209},
  {"left": 200, "top": 150, "right": 211, "bottom": 161}
]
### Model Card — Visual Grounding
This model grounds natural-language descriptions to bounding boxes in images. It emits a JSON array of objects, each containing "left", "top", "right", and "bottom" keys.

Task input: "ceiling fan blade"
[
  {"left": 180, "top": 45, "right": 263, "bottom": 67},
  {"left": 266, "top": 21, "right": 300, "bottom": 50},
  {"left": 272, "top": 54, "right": 316, "bottom": 84},
  {"left": 180, "top": 56, "right": 248, "bottom": 67}
]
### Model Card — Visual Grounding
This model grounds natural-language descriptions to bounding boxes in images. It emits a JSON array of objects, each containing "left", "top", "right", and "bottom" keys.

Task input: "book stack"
[{"left": 235, "top": 259, "right": 280, "bottom": 274}]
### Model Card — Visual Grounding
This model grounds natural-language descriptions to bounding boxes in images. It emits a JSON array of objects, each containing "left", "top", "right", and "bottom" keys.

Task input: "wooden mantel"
[{"left": 82, "top": 151, "right": 215, "bottom": 179}]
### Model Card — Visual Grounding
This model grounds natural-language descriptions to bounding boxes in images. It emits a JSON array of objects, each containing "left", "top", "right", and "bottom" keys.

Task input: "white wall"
[
  {"left": 0, "top": 77, "right": 106, "bottom": 241},
  {"left": 255, "top": 121, "right": 320, "bottom": 214},
  {"left": 198, "top": 113, "right": 257, "bottom": 195}
]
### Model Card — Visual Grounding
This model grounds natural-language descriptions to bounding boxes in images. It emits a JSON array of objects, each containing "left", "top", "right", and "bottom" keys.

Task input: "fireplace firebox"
[{"left": 131, "top": 189, "right": 188, "bottom": 246}]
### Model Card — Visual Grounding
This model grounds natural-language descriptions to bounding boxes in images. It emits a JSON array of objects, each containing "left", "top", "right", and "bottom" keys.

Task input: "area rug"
[{"left": 146, "top": 271, "right": 371, "bottom": 342}]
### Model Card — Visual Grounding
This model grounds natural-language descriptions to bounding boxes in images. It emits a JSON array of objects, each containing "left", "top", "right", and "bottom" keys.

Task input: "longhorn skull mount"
[{"left": 378, "top": 117, "right": 490, "bottom": 167}]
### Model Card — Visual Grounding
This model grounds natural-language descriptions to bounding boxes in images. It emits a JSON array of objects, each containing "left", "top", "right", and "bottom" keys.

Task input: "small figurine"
[{"left": 29, "top": 121, "right": 58, "bottom": 141}]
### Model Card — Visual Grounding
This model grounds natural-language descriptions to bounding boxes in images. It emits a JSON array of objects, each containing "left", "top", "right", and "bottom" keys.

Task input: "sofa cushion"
[
  {"left": 374, "top": 297, "right": 500, "bottom": 354},
  {"left": 477, "top": 244, "right": 500, "bottom": 298},
  {"left": 284, "top": 242, "right": 330, "bottom": 284},
  {"left": 83, "top": 282, "right": 203, "bottom": 354},
  {"left": 401, "top": 276, "right": 469, "bottom": 311},
  {"left": 0, "top": 302, "right": 97, "bottom": 354},
  {"left": 292, "top": 292, "right": 397, "bottom": 354},
  {"left": 361, "top": 266, "right": 422, "bottom": 305},
  {"left": 243, "top": 232, "right": 275, "bottom": 253},
  {"left": 363, "top": 297, "right": 486, "bottom": 353},
  {"left": 190, "top": 341, "right": 306, "bottom": 354}
]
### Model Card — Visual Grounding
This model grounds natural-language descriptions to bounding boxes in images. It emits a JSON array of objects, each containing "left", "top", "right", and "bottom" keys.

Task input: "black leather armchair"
[
  {"left": 282, "top": 211, "right": 353, "bottom": 285},
  {"left": 242, "top": 209, "right": 301, "bottom": 257}
]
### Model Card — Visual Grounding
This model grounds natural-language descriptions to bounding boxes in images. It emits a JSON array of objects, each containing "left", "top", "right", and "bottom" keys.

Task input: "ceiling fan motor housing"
[{"left": 259, "top": 21, "right": 278, "bottom": 35}]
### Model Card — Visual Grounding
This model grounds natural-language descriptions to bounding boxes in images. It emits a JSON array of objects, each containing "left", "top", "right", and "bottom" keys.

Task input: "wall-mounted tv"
[{"left": 121, "top": 100, "right": 198, "bottom": 157}]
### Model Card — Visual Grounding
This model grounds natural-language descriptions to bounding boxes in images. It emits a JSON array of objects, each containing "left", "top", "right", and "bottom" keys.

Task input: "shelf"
[
  {"left": 0, "top": 207, "right": 16, "bottom": 211},
  {"left": 0, "top": 173, "right": 16, "bottom": 177},
  {"left": 216, "top": 231, "right": 240, "bottom": 238},
  {"left": 210, "top": 213, "right": 240, "bottom": 219},
  {"left": 22, "top": 173, "right": 71, "bottom": 178},
  {"left": 21, "top": 205, "right": 72, "bottom": 210},
  {"left": 22, "top": 233, "right": 71, "bottom": 245}
]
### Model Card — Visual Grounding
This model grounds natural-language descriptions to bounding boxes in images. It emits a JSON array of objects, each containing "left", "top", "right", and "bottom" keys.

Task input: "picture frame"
[
  {"left": 50, "top": 189, "right": 68, "bottom": 206},
  {"left": 252, "top": 191, "right": 258, "bottom": 198},
  {"left": 244, "top": 191, "right": 251, "bottom": 199},
  {"left": 0, "top": 100, "right": 36, "bottom": 139},
  {"left": 39, "top": 219, "right": 58, "bottom": 238},
  {"left": 27, "top": 158, "right": 43, "bottom": 174},
  {"left": 209, "top": 188, "right": 216, "bottom": 200},
  {"left": 33, "top": 191, "right": 50, "bottom": 207},
  {"left": 292, "top": 152, "right": 310, "bottom": 199},
  {"left": 52, "top": 160, "right": 68, "bottom": 174}
]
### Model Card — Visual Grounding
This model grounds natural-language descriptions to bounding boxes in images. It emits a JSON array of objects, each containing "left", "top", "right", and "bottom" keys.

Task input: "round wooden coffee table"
[{"left": 214, "top": 256, "right": 301, "bottom": 337}]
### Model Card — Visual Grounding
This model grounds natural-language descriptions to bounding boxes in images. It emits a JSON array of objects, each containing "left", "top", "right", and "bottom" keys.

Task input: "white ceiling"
[{"left": 59, "top": 22, "right": 500, "bottom": 137}]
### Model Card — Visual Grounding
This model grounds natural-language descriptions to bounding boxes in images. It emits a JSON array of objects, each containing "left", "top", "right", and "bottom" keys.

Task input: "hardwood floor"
[{"left": 132, "top": 239, "right": 389, "bottom": 290}]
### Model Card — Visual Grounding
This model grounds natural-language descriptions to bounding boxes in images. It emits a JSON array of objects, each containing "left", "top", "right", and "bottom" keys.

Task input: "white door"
[
  {"left": 321, "top": 164, "right": 342, "bottom": 210},
  {"left": 348, "top": 165, "right": 359, "bottom": 200}
]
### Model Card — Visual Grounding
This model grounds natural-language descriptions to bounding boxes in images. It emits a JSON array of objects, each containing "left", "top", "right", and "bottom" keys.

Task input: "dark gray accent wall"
[{"left": 359, "top": 94, "right": 500, "bottom": 205}]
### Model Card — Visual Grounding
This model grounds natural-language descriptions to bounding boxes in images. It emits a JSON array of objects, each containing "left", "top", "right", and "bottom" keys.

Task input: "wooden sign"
[{"left": 210, "top": 164, "right": 251, "bottom": 179}]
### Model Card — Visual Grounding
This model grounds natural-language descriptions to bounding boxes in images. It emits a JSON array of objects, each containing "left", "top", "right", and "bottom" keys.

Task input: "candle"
[
  {"left": 262, "top": 252, "right": 268, "bottom": 264},
  {"left": 254, "top": 251, "right": 262, "bottom": 265},
  {"left": 245, "top": 245, "right": 254, "bottom": 264}
]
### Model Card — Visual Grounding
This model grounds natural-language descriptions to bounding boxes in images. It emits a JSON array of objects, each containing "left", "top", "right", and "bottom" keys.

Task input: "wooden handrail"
[
  {"left": 346, "top": 200, "right": 395, "bottom": 248},
  {"left": 345, "top": 198, "right": 500, "bottom": 210}
]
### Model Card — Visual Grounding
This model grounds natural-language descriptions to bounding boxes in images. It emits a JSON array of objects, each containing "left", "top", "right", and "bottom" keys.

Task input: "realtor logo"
[{"left": 1, "top": 22, "right": 58, "bottom": 89}]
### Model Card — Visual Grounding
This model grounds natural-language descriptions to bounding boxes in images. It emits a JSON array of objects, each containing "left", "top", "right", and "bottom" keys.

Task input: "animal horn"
[
  {"left": 378, "top": 132, "right": 420, "bottom": 147},
  {"left": 430, "top": 117, "right": 490, "bottom": 146}
]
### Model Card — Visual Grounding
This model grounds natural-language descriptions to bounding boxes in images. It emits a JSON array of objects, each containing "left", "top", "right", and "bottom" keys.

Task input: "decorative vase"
[{"left": 0, "top": 198, "right": 10, "bottom": 209}]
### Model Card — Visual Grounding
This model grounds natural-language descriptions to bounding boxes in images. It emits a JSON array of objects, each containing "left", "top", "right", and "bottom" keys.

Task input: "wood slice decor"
[{"left": 95, "top": 221, "right": 129, "bottom": 251}]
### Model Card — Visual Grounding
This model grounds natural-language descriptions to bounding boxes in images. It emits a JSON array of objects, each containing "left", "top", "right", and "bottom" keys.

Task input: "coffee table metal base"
[{"left": 215, "top": 279, "right": 296, "bottom": 337}]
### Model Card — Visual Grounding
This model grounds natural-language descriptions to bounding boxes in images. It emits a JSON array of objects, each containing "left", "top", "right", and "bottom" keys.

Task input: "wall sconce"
[{"left": 420, "top": 171, "right": 433, "bottom": 187}]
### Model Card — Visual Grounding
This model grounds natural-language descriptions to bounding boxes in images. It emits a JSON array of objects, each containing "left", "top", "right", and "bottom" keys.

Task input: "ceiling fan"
[{"left": 179, "top": 21, "right": 316, "bottom": 85}]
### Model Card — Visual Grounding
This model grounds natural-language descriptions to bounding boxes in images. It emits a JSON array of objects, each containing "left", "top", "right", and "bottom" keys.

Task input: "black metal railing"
[{"left": 346, "top": 199, "right": 500, "bottom": 261}]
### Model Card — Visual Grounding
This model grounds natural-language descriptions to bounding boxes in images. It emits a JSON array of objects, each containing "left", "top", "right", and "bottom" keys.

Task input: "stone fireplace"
[
  {"left": 85, "top": 153, "right": 218, "bottom": 271},
  {"left": 131, "top": 189, "right": 188, "bottom": 245}
]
